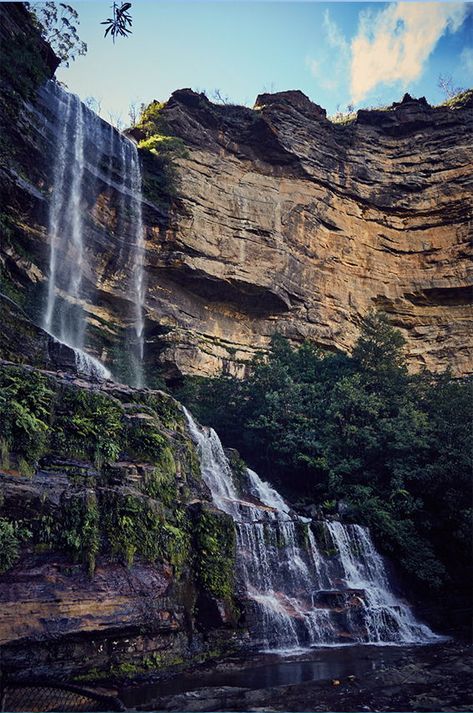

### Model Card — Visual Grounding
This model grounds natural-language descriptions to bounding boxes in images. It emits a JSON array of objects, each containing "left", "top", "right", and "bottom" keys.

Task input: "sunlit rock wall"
[{"left": 1, "top": 1, "right": 471, "bottom": 379}]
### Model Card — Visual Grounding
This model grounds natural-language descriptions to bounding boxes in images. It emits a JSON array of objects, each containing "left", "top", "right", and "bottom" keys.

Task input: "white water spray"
[
  {"left": 41, "top": 81, "right": 146, "bottom": 384},
  {"left": 184, "top": 408, "right": 440, "bottom": 650}
]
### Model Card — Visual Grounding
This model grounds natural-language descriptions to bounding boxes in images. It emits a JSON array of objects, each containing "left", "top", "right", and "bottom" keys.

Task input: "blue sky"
[{"left": 53, "top": 1, "right": 472, "bottom": 122}]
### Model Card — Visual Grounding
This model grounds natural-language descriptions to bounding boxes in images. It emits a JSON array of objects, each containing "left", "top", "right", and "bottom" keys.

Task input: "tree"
[
  {"left": 438, "top": 74, "right": 465, "bottom": 100},
  {"left": 352, "top": 311, "right": 407, "bottom": 377},
  {"left": 128, "top": 100, "right": 142, "bottom": 127},
  {"left": 101, "top": 2, "right": 133, "bottom": 42},
  {"left": 26, "top": 2, "right": 87, "bottom": 66}
]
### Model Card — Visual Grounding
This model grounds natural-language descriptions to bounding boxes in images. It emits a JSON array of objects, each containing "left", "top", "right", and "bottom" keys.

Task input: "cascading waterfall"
[
  {"left": 128, "top": 143, "right": 146, "bottom": 388},
  {"left": 40, "top": 80, "right": 146, "bottom": 385},
  {"left": 184, "top": 408, "right": 440, "bottom": 651}
]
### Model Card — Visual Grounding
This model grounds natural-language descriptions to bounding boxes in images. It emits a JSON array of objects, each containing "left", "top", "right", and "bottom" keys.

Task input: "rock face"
[
  {"left": 146, "top": 88, "right": 472, "bottom": 377},
  {"left": 0, "top": 361, "right": 242, "bottom": 678},
  {"left": 0, "top": 4, "right": 472, "bottom": 382}
]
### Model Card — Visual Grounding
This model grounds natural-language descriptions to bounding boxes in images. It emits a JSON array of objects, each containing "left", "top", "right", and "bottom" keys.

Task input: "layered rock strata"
[
  {"left": 0, "top": 3, "right": 471, "bottom": 382},
  {"left": 0, "top": 359, "right": 241, "bottom": 678},
  {"left": 146, "top": 88, "right": 472, "bottom": 377}
]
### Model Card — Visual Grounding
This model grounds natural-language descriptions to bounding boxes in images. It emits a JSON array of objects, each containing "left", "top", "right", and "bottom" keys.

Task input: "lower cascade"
[{"left": 184, "top": 409, "right": 440, "bottom": 650}]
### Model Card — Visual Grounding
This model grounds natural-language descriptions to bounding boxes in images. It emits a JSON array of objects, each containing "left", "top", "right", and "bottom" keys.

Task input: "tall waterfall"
[
  {"left": 184, "top": 409, "right": 439, "bottom": 651},
  {"left": 40, "top": 80, "right": 146, "bottom": 385}
]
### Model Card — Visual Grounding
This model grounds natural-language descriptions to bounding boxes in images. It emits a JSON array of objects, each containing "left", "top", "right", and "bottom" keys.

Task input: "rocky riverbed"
[{"left": 119, "top": 641, "right": 472, "bottom": 712}]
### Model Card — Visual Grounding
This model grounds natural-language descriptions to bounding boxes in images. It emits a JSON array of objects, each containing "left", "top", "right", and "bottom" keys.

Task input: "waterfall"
[
  {"left": 184, "top": 408, "right": 440, "bottom": 651},
  {"left": 128, "top": 142, "right": 146, "bottom": 389},
  {"left": 40, "top": 80, "right": 146, "bottom": 385}
]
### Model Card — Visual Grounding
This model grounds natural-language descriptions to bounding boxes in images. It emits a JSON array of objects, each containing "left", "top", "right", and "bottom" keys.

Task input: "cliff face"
[
  {"left": 145, "top": 89, "right": 472, "bottom": 377},
  {"left": 0, "top": 357, "right": 241, "bottom": 679},
  {"left": 0, "top": 4, "right": 471, "bottom": 382}
]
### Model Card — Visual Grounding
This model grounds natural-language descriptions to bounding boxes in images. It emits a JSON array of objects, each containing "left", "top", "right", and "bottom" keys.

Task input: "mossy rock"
[
  {"left": 226, "top": 448, "right": 248, "bottom": 495},
  {"left": 191, "top": 503, "right": 236, "bottom": 602},
  {"left": 311, "top": 520, "right": 337, "bottom": 557},
  {"left": 51, "top": 386, "right": 124, "bottom": 466},
  {"left": 100, "top": 488, "right": 190, "bottom": 574}
]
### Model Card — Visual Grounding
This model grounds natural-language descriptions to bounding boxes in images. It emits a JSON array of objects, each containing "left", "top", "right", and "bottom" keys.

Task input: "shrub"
[
  {"left": 0, "top": 366, "right": 53, "bottom": 468},
  {"left": 0, "top": 517, "right": 30, "bottom": 573}
]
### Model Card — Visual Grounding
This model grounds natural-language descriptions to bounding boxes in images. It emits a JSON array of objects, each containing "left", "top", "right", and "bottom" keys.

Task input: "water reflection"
[{"left": 120, "top": 644, "right": 413, "bottom": 708}]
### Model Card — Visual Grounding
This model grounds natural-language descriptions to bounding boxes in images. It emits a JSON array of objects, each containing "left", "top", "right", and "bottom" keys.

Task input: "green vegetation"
[
  {"left": 35, "top": 492, "right": 99, "bottom": 575},
  {"left": 52, "top": 387, "right": 123, "bottom": 466},
  {"left": 176, "top": 312, "right": 472, "bottom": 602},
  {"left": 0, "top": 517, "right": 31, "bottom": 573},
  {"left": 26, "top": 2, "right": 87, "bottom": 66},
  {"left": 101, "top": 2, "right": 133, "bottom": 43},
  {"left": 0, "top": 366, "right": 53, "bottom": 468},
  {"left": 194, "top": 507, "right": 236, "bottom": 600},
  {"left": 0, "top": 12, "right": 49, "bottom": 109},
  {"left": 0, "top": 364, "right": 196, "bottom": 580},
  {"left": 439, "top": 89, "right": 473, "bottom": 110},
  {"left": 142, "top": 447, "right": 177, "bottom": 504},
  {"left": 134, "top": 100, "right": 189, "bottom": 204},
  {"left": 101, "top": 491, "right": 190, "bottom": 574}
]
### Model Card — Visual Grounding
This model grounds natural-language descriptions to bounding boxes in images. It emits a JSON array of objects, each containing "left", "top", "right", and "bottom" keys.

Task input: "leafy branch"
[{"left": 101, "top": 2, "right": 133, "bottom": 42}]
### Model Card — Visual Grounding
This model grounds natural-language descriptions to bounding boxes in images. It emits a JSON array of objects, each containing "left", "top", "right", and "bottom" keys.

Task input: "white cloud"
[
  {"left": 350, "top": 2, "right": 468, "bottom": 104},
  {"left": 306, "top": 10, "right": 350, "bottom": 93},
  {"left": 460, "top": 46, "right": 473, "bottom": 75}
]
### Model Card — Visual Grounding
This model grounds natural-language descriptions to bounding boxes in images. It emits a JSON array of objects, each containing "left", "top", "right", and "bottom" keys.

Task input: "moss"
[
  {"left": 34, "top": 491, "right": 100, "bottom": 575},
  {"left": 0, "top": 262, "right": 27, "bottom": 309},
  {"left": 141, "top": 392, "right": 185, "bottom": 431},
  {"left": 276, "top": 526, "right": 286, "bottom": 549},
  {"left": 226, "top": 449, "right": 248, "bottom": 495},
  {"left": 100, "top": 491, "right": 190, "bottom": 574},
  {"left": 90, "top": 649, "right": 186, "bottom": 681},
  {"left": 142, "top": 446, "right": 177, "bottom": 504},
  {"left": 18, "top": 457, "right": 34, "bottom": 477},
  {"left": 0, "top": 438, "right": 10, "bottom": 471},
  {"left": 194, "top": 506, "right": 236, "bottom": 601},
  {"left": 73, "top": 667, "right": 106, "bottom": 683},
  {"left": 158, "top": 517, "right": 190, "bottom": 576},
  {"left": 142, "top": 651, "right": 185, "bottom": 669},
  {"left": 52, "top": 387, "right": 123, "bottom": 466},
  {"left": 125, "top": 417, "right": 168, "bottom": 463},
  {"left": 61, "top": 492, "right": 100, "bottom": 575},
  {"left": 295, "top": 520, "right": 310, "bottom": 549},
  {"left": 0, "top": 365, "right": 200, "bottom": 579},
  {"left": 311, "top": 520, "right": 337, "bottom": 557},
  {"left": 0, "top": 365, "right": 54, "bottom": 469}
]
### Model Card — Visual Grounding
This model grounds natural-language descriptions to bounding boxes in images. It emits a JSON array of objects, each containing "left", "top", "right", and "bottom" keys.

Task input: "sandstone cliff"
[
  {"left": 1, "top": 4, "right": 471, "bottom": 385},
  {"left": 144, "top": 88, "right": 473, "bottom": 378}
]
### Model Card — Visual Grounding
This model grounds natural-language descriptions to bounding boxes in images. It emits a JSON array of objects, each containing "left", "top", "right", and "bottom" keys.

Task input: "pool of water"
[{"left": 119, "top": 644, "right": 423, "bottom": 708}]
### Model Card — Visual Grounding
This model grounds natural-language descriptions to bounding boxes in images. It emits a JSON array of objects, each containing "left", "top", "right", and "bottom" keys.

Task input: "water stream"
[
  {"left": 40, "top": 80, "right": 145, "bottom": 384},
  {"left": 184, "top": 408, "right": 439, "bottom": 650}
]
